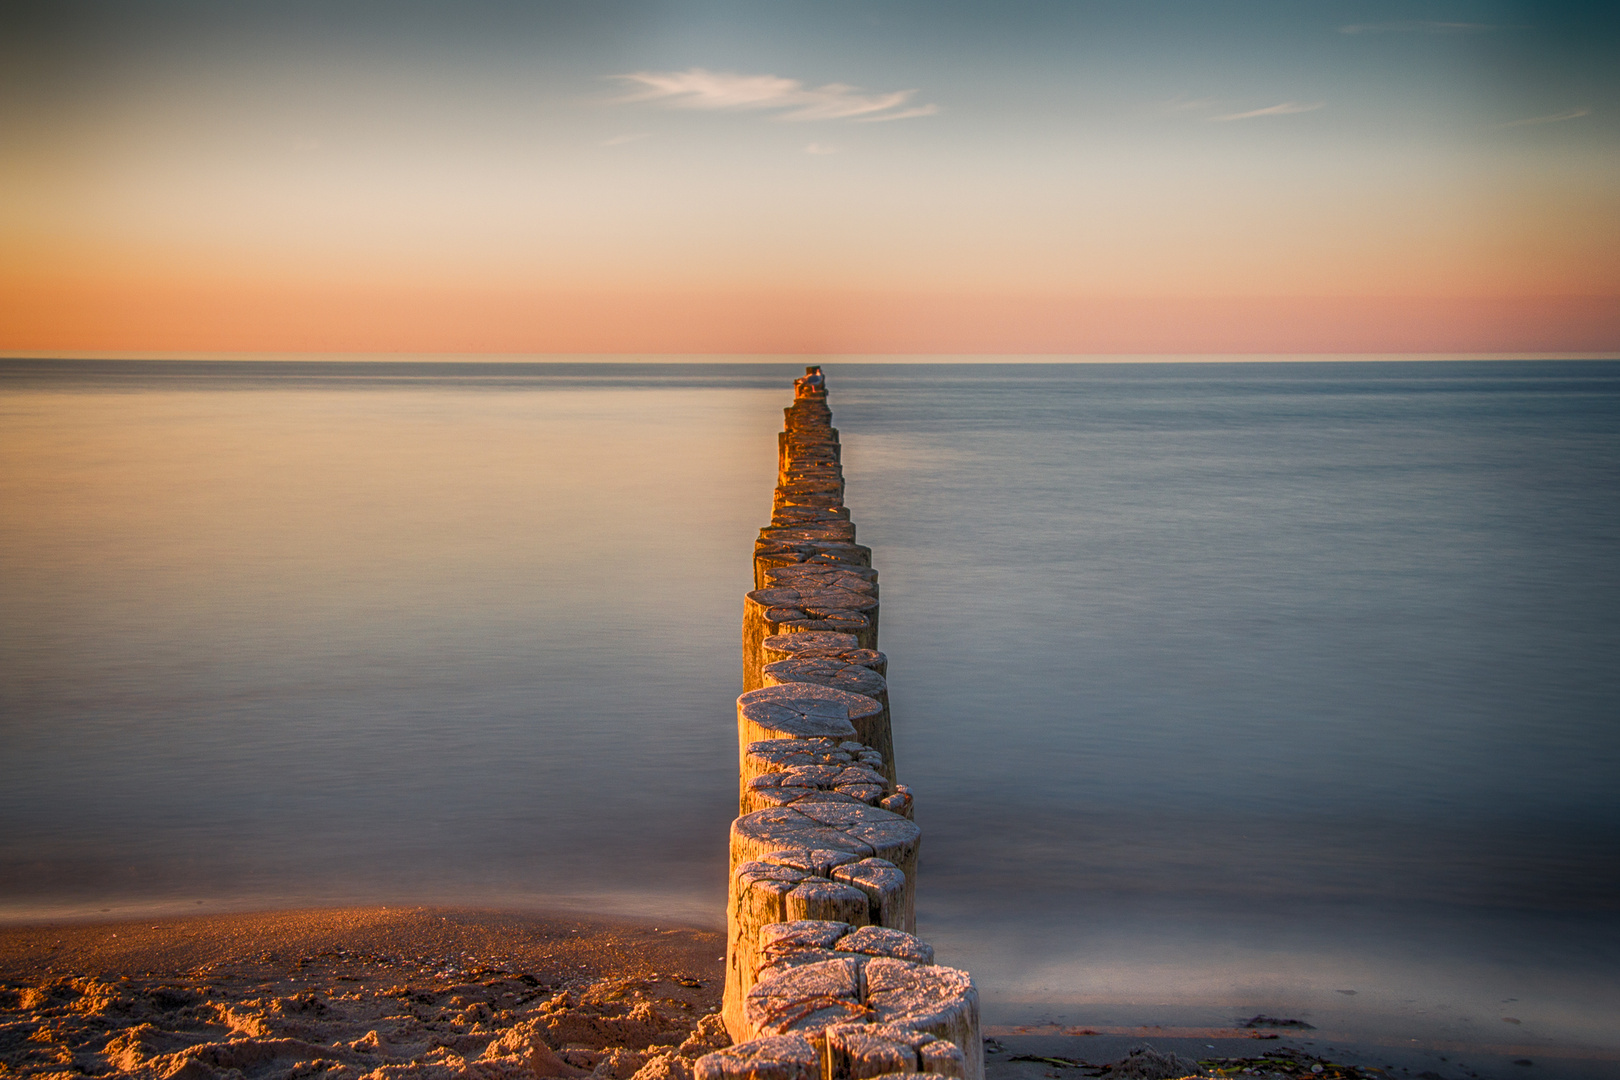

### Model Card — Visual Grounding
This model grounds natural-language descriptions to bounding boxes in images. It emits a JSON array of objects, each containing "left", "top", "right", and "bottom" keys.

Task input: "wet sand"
[{"left": 0, "top": 907, "right": 730, "bottom": 1080}]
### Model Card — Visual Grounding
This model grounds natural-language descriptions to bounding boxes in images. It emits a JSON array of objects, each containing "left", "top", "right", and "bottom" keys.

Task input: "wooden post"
[
  {"left": 736, "top": 687, "right": 888, "bottom": 793},
  {"left": 861, "top": 960, "right": 982, "bottom": 1080},
  {"left": 700, "top": 1025, "right": 965, "bottom": 1080},
  {"left": 754, "top": 541, "right": 874, "bottom": 591},
  {"left": 723, "top": 839, "right": 921, "bottom": 1037},
  {"left": 743, "top": 588, "right": 879, "bottom": 690},
  {"left": 760, "top": 655, "right": 894, "bottom": 783},
  {"left": 742, "top": 736, "right": 909, "bottom": 819},
  {"left": 759, "top": 632, "right": 879, "bottom": 672},
  {"left": 730, "top": 803, "right": 919, "bottom": 927},
  {"left": 738, "top": 958, "right": 982, "bottom": 1080},
  {"left": 762, "top": 562, "right": 878, "bottom": 598},
  {"left": 711, "top": 371, "right": 981, "bottom": 1076},
  {"left": 695, "top": 1034, "right": 818, "bottom": 1080},
  {"left": 824, "top": 1023, "right": 966, "bottom": 1080}
]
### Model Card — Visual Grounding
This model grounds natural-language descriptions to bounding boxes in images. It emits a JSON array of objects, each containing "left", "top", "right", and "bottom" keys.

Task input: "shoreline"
[{"left": 5, "top": 907, "right": 1607, "bottom": 1080}]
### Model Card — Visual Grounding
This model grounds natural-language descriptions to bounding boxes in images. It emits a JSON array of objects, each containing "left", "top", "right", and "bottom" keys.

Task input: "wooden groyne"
[{"left": 695, "top": 372, "right": 983, "bottom": 1080}]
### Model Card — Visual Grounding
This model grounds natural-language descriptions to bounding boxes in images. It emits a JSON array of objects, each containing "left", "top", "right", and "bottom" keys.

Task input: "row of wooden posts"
[{"left": 693, "top": 376, "right": 984, "bottom": 1080}]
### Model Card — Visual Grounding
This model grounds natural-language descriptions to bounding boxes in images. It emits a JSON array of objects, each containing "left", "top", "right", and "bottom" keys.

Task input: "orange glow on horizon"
[{"left": 3, "top": 275, "right": 1616, "bottom": 356}]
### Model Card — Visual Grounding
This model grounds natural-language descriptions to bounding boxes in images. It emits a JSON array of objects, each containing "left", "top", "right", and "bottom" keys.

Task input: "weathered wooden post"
[
  {"left": 736, "top": 685, "right": 887, "bottom": 778},
  {"left": 759, "top": 648, "right": 895, "bottom": 785}
]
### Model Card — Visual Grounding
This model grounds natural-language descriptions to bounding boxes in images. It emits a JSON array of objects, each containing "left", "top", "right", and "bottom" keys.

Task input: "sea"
[{"left": 2, "top": 359, "right": 1617, "bottom": 1071}]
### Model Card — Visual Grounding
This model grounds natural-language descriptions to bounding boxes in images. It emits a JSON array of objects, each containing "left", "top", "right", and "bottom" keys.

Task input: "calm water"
[{"left": 3, "top": 360, "right": 1618, "bottom": 1064}]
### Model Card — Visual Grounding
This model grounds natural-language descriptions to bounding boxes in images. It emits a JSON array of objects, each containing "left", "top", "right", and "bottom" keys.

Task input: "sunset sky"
[{"left": 3, "top": 0, "right": 1616, "bottom": 355}]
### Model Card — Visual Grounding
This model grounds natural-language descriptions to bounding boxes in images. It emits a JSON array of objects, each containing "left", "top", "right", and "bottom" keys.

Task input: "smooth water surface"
[{"left": 3, "top": 359, "right": 1617, "bottom": 1064}]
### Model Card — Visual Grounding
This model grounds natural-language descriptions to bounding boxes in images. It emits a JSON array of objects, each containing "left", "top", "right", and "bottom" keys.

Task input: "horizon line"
[{"left": 4, "top": 351, "right": 1616, "bottom": 365}]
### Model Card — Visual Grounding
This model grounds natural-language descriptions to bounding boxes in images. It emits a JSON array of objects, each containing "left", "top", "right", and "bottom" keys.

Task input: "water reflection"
[{"left": 2, "top": 359, "right": 1617, "bottom": 1056}]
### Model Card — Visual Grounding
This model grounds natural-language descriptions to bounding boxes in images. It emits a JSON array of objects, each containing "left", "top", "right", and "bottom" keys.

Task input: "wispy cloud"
[
  {"left": 612, "top": 68, "right": 937, "bottom": 123},
  {"left": 857, "top": 105, "right": 939, "bottom": 123},
  {"left": 1496, "top": 107, "right": 1592, "bottom": 128},
  {"left": 1338, "top": 21, "right": 1499, "bottom": 34},
  {"left": 1211, "top": 102, "right": 1325, "bottom": 122},
  {"left": 600, "top": 132, "right": 650, "bottom": 146},
  {"left": 804, "top": 143, "right": 841, "bottom": 155},
  {"left": 1157, "top": 95, "right": 1220, "bottom": 115}
]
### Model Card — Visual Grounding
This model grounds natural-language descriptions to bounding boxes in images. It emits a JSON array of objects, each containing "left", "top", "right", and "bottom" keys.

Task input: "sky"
[{"left": 2, "top": 0, "right": 1616, "bottom": 355}]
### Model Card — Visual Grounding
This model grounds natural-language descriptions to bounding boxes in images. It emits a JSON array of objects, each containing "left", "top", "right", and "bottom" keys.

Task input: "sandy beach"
[{"left": 0, "top": 907, "right": 730, "bottom": 1080}]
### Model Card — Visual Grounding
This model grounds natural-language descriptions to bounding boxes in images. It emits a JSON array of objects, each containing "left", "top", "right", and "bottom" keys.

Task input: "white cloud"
[
  {"left": 612, "top": 68, "right": 937, "bottom": 123},
  {"left": 600, "top": 132, "right": 650, "bottom": 146},
  {"left": 1338, "top": 21, "right": 1498, "bottom": 34},
  {"left": 1496, "top": 107, "right": 1592, "bottom": 128},
  {"left": 1157, "top": 95, "right": 1220, "bottom": 115},
  {"left": 856, "top": 104, "right": 939, "bottom": 123},
  {"left": 803, "top": 143, "right": 841, "bottom": 155},
  {"left": 1211, "top": 101, "right": 1325, "bottom": 122}
]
